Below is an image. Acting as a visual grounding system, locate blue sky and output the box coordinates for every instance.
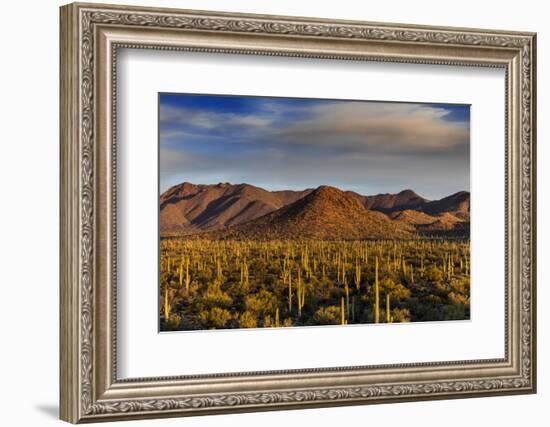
[159,93,470,200]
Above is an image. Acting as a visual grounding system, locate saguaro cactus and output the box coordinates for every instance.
[337,253,342,283]
[288,268,293,312]
[185,256,191,293]
[240,259,244,285]
[297,269,303,316]
[374,256,380,323]
[217,257,222,283]
[354,258,361,290]
[240,258,249,288]
[345,275,350,319]
[386,293,391,323]
[164,286,171,320]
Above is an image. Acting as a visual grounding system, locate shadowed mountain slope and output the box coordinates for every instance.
[208,186,414,240]
[160,182,312,233]
[420,191,470,219]
[358,189,428,212]
[160,182,469,239]
[389,209,439,225]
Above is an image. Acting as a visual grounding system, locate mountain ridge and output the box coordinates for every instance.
[160,182,469,239]
[211,185,414,240]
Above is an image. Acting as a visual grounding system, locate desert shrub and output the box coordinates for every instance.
[199,307,232,329]
[390,308,410,322]
[244,289,276,316]
[238,311,257,328]
[312,306,341,325]
[425,265,444,282]
[380,277,411,301]
[162,314,182,331]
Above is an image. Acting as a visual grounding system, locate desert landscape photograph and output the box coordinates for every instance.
[159,93,470,331]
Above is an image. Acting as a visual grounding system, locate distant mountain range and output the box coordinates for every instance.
[160,182,470,239]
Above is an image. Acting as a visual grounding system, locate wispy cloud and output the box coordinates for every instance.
[159,94,470,199]
[278,102,468,154]
[160,104,273,130]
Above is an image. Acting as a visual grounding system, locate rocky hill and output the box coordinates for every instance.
[210,186,414,240]
[160,182,470,239]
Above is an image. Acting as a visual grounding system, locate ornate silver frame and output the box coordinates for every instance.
[60,2,537,423]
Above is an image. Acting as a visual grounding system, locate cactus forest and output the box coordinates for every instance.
[160,238,470,331]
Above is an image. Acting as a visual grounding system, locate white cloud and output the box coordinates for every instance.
[278,102,468,153]
[160,104,272,129]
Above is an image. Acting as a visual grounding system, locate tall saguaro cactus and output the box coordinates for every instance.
[354,258,361,290]
[297,269,304,316]
[217,257,222,283]
[164,285,171,321]
[345,275,350,319]
[240,258,249,289]
[185,256,191,293]
[386,293,391,323]
[374,256,380,323]
[288,268,293,312]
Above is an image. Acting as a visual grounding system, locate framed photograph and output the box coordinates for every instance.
[60,2,537,423]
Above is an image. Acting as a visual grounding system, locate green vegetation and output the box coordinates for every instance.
[159,239,470,331]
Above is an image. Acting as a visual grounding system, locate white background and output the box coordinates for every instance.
[118,49,504,377]
[0,0,546,426]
